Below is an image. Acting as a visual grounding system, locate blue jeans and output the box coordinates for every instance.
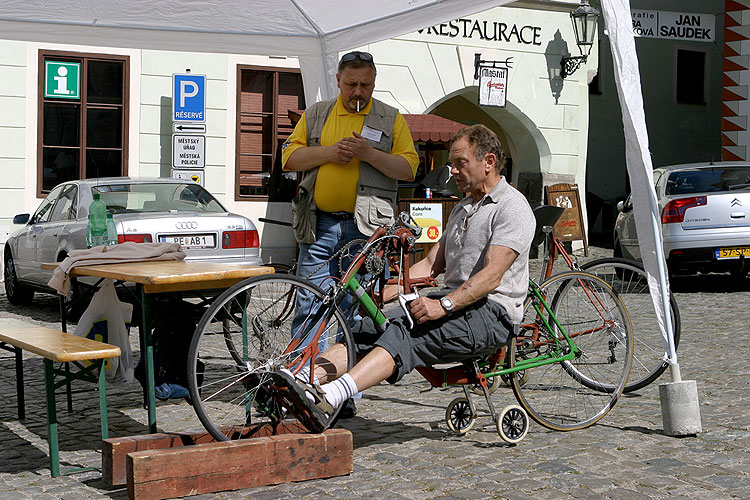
[292,213,367,347]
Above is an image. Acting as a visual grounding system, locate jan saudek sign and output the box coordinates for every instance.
[632,10,715,43]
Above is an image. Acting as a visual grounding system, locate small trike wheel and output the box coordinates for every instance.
[496,405,529,444]
[445,397,475,435]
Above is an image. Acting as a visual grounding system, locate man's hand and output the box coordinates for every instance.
[409,297,446,324]
[329,142,355,164]
[338,132,373,162]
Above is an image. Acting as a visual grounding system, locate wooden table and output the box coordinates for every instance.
[42,260,274,432]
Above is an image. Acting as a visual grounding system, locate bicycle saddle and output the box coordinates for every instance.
[531,205,565,247]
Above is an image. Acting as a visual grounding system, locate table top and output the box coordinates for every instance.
[0,318,121,362]
[42,260,275,293]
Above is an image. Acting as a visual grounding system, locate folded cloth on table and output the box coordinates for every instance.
[47,242,186,296]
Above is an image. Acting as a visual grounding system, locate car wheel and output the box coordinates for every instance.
[4,252,34,306]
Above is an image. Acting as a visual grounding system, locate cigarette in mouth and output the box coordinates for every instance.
[356,100,360,112]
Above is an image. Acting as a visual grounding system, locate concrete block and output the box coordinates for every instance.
[659,379,702,436]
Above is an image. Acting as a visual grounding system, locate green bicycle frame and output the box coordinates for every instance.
[464,280,580,379]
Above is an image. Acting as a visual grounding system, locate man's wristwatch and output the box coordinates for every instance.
[440,296,454,313]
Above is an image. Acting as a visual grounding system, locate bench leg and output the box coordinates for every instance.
[43,359,60,477]
[97,359,110,440]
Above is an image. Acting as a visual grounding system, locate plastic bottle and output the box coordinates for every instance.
[106,212,118,246]
[86,192,108,248]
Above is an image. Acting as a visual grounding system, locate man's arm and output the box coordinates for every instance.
[380,242,446,303]
[338,132,414,180]
[409,245,518,324]
[284,143,352,172]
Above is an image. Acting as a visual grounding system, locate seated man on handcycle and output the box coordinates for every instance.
[271,124,536,432]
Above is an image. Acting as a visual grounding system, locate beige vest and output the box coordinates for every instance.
[291,97,400,243]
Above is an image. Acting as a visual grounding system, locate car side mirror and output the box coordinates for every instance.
[13,213,30,225]
[616,201,625,213]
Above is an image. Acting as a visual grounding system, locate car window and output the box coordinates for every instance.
[665,167,750,195]
[31,185,63,224]
[49,185,78,222]
[94,182,225,214]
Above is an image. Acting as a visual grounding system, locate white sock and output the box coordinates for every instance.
[296,365,320,385]
[321,373,358,409]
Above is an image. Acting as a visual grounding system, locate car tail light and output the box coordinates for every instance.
[222,230,259,249]
[661,196,707,223]
[118,234,153,243]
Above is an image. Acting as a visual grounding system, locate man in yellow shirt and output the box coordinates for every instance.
[281,51,418,416]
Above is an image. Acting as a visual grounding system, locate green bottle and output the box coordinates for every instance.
[86,192,108,248]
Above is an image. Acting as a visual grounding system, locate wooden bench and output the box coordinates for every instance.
[0,318,121,477]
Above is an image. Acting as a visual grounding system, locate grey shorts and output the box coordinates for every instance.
[350,296,514,383]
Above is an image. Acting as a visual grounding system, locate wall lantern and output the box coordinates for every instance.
[561,0,600,78]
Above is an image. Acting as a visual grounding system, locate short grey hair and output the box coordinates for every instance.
[451,124,506,174]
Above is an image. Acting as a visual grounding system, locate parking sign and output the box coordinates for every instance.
[172,74,206,123]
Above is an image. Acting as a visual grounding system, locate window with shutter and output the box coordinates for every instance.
[236,65,305,201]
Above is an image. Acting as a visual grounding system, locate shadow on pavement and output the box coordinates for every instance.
[670,273,750,293]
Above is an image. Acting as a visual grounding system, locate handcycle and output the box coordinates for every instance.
[532,205,681,392]
[186,212,633,444]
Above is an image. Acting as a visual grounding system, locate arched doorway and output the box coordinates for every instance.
[425,87,551,208]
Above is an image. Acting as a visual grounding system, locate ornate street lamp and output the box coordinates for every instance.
[561,0,600,79]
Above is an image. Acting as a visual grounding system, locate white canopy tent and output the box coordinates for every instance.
[0,0,677,369]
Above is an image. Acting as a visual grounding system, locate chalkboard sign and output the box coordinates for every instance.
[544,183,588,256]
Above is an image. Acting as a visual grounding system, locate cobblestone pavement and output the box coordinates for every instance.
[1,247,749,499]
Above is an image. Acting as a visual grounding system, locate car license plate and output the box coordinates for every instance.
[715,246,750,260]
[160,233,216,249]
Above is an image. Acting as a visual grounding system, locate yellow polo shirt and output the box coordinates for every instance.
[281,95,418,213]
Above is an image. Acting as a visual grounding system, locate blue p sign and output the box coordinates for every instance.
[173,74,206,123]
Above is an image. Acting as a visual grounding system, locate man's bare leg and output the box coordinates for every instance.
[347,347,396,392]
[311,343,350,383]
[313,344,396,390]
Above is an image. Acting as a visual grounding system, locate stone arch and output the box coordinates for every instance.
[425,86,551,207]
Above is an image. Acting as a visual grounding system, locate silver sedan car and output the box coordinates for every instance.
[4,177,264,305]
[614,162,750,276]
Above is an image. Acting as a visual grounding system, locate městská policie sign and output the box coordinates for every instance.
[632,10,715,42]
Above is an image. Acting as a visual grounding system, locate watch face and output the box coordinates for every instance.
[441,297,453,312]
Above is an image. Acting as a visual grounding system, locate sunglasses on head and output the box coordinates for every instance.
[339,51,374,64]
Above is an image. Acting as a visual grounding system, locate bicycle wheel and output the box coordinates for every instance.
[510,271,633,431]
[187,274,355,441]
[580,258,680,392]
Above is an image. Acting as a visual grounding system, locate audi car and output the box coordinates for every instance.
[614,162,750,276]
[4,177,263,305]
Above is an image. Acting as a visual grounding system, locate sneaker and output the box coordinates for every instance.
[268,369,334,433]
[339,398,358,419]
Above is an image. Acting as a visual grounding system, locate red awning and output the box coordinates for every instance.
[288,110,463,144]
[402,114,463,144]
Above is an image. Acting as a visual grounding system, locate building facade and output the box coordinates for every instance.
[586,0,724,244]
[0,0,594,266]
